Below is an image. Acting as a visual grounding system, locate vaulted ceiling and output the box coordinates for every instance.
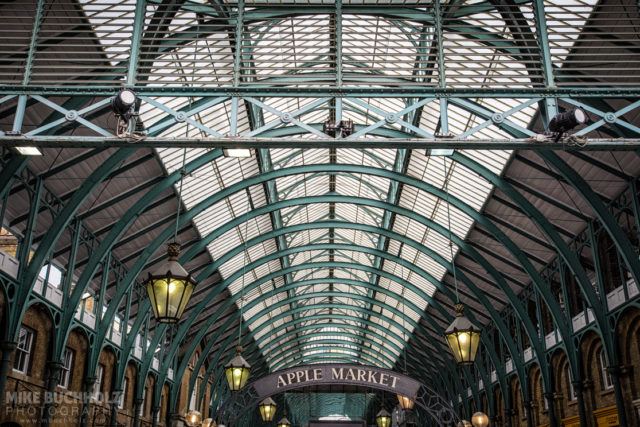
[1,0,639,412]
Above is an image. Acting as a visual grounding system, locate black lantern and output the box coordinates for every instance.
[376,408,391,427]
[258,397,277,422]
[144,242,197,323]
[277,416,291,427]
[444,303,481,366]
[224,345,251,391]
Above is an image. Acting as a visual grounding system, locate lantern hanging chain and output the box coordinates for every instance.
[174,147,188,243]
[401,251,407,373]
[238,196,250,346]
[442,156,459,304]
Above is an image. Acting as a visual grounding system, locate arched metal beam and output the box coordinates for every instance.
[9,148,133,345]
[65,159,532,406]
[63,149,223,378]
[89,160,572,407]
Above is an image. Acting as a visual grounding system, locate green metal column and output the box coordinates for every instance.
[0,341,16,412]
[572,379,589,427]
[12,0,45,134]
[80,375,97,427]
[133,397,144,427]
[41,361,64,427]
[126,0,147,86]
[532,0,558,119]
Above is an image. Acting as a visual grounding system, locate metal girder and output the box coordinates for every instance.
[2,135,640,150]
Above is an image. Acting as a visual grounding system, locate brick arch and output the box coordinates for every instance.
[65,326,89,393]
[528,363,544,425]
[140,373,156,421]
[614,306,640,423]
[550,348,573,421]
[18,303,54,379]
[494,385,505,425]
[509,375,523,426]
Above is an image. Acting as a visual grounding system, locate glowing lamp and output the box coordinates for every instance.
[397,393,415,410]
[444,304,481,366]
[144,243,197,323]
[185,410,201,427]
[258,397,277,422]
[224,345,251,391]
[376,408,391,427]
[472,412,489,427]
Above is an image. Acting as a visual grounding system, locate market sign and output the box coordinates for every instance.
[252,364,421,399]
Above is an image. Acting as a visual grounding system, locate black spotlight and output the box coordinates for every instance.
[111,89,137,122]
[549,107,588,134]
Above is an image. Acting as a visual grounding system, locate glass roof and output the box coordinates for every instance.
[75,0,600,369]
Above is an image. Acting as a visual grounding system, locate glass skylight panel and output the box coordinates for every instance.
[336,149,396,170]
[331,229,377,249]
[335,174,389,201]
[334,204,382,228]
[140,0,604,370]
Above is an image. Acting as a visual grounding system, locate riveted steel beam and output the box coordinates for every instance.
[2,135,640,150]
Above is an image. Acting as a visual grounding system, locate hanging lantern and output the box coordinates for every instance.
[396,371,415,410]
[376,408,391,427]
[201,419,214,427]
[144,242,197,323]
[457,421,472,427]
[258,397,277,422]
[397,393,415,410]
[185,410,201,427]
[224,345,251,391]
[471,412,489,427]
[444,303,481,365]
[277,416,291,427]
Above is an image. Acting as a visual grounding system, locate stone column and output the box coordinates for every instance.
[0,341,16,411]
